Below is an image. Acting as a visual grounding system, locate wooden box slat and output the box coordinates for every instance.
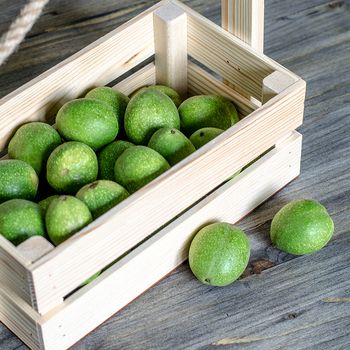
[0,236,33,305]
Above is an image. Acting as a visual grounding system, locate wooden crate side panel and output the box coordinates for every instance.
[0,287,41,350]
[187,62,257,117]
[0,236,33,306]
[0,62,156,157]
[30,79,305,314]
[154,3,188,96]
[39,132,302,350]
[186,5,270,100]
[0,7,157,151]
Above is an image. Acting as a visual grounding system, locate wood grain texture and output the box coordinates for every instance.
[154,2,188,96]
[262,70,298,104]
[0,0,349,349]
[221,0,265,52]
[0,236,33,308]
[0,288,41,350]
[0,5,157,151]
[113,62,156,95]
[29,77,304,315]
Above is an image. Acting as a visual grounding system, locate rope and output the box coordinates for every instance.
[0,0,49,66]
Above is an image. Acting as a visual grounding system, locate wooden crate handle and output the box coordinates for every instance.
[221,0,264,53]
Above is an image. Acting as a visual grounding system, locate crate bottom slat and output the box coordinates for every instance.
[1,131,300,350]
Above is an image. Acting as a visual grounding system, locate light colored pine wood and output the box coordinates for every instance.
[262,70,299,104]
[187,61,258,117]
[17,236,55,263]
[221,0,264,52]
[154,3,188,96]
[0,287,41,350]
[171,0,299,101]
[0,236,33,306]
[38,132,302,350]
[113,62,156,95]
[0,3,160,152]
[0,62,156,157]
[29,78,305,314]
[262,70,302,147]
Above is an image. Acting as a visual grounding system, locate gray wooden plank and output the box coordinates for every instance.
[0,0,349,349]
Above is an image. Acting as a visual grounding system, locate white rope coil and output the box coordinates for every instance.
[0,0,49,66]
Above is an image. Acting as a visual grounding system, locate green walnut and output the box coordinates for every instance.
[179,95,239,135]
[8,122,62,174]
[85,87,129,132]
[0,199,45,245]
[189,222,250,286]
[80,271,101,287]
[98,140,133,180]
[38,195,60,215]
[46,195,92,246]
[46,141,98,194]
[114,146,170,193]
[189,127,224,149]
[124,89,180,144]
[56,98,118,150]
[270,199,334,255]
[0,159,38,203]
[148,127,195,166]
[130,85,182,107]
[76,180,129,219]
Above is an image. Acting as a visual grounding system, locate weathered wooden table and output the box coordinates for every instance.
[0,0,349,349]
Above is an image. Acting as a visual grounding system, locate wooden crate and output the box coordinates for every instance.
[0,0,306,349]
